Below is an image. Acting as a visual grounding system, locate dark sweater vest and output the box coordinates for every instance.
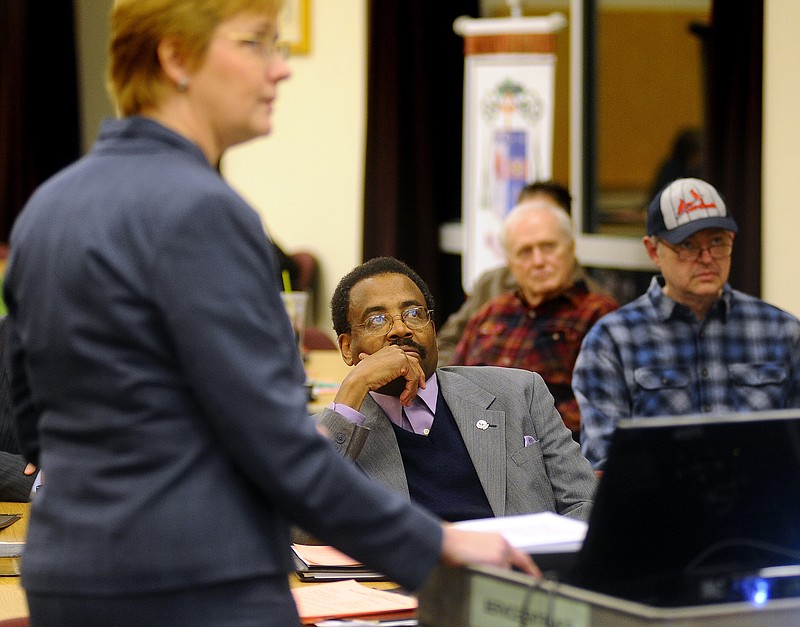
[391,390,494,522]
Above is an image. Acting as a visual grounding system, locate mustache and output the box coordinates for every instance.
[390,338,427,359]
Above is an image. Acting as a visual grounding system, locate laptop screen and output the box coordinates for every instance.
[569,409,800,606]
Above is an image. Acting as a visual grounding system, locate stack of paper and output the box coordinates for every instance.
[453,511,588,553]
[291,544,386,582]
[0,541,23,576]
[0,541,24,558]
[292,579,416,625]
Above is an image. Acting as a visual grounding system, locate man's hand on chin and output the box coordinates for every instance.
[335,345,426,409]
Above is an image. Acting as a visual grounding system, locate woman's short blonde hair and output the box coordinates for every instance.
[108,0,282,116]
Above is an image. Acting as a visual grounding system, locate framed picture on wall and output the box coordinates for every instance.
[279,0,311,55]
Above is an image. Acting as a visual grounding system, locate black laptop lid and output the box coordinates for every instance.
[569,410,800,606]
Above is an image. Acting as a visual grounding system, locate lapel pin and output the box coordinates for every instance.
[476,420,496,430]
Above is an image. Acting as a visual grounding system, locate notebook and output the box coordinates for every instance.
[567,409,800,607]
[291,544,386,582]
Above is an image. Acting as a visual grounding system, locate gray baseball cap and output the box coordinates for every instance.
[646,178,738,244]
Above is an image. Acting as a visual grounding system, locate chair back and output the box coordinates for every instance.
[304,327,337,351]
[290,251,320,322]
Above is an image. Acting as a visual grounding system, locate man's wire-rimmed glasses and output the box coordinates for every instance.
[351,306,433,336]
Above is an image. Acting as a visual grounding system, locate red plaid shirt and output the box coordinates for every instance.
[452,282,618,432]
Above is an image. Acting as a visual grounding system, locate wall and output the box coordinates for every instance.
[762,0,800,317]
[74,0,114,151]
[223,0,367,331]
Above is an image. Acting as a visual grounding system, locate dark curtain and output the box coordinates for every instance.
[363,1,478,323]
[0,1,81,245]
[706,0,763,296]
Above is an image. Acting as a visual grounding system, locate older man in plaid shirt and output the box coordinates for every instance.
[452,198,618,439]
[574,178,800,470]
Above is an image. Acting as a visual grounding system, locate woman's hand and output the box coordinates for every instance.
[439,526,540,577]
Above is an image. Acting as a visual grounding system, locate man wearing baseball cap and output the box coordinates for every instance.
[573,178,800,470]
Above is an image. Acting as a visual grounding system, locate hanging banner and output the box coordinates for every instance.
[454,14,566,292]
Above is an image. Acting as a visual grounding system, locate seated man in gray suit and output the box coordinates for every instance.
[316,257,596,523]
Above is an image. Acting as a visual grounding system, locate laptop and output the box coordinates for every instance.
[566,409,800,607]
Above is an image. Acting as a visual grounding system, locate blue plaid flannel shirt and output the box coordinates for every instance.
[574,276,800,469]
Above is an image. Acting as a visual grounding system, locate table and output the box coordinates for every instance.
[304,349,350,414]
[0,501,29,621]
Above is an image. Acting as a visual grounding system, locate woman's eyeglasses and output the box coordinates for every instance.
[227,32,290,61]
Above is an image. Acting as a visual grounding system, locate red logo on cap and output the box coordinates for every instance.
[677,188,716,215]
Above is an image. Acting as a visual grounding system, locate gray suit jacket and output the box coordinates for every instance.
[318,366,596,521]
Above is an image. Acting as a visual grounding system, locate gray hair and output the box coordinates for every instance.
[500,200,574,253]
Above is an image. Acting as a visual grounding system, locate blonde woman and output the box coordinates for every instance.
[5,1,535,625]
